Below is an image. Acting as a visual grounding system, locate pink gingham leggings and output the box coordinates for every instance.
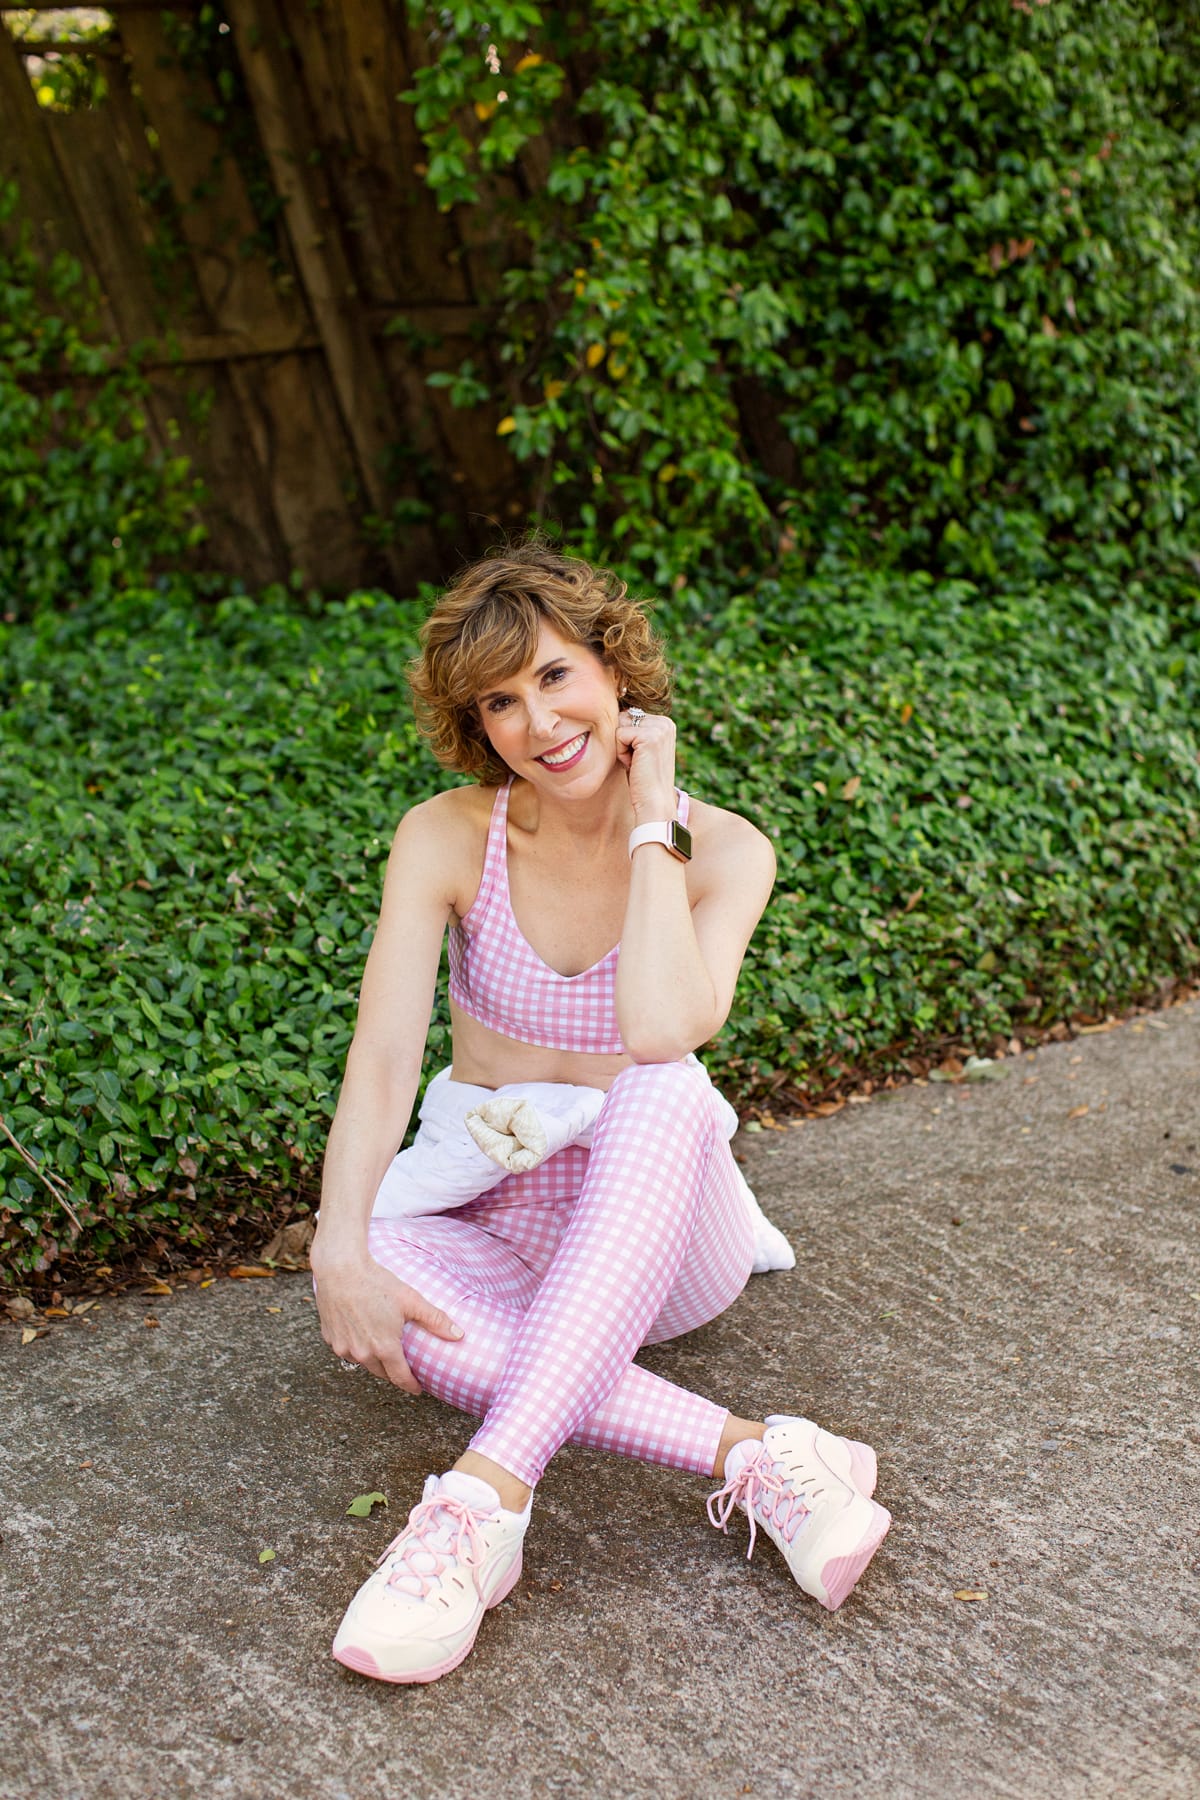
[367,1061,755,1488]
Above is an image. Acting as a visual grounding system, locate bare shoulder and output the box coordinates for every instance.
[392,782,495,843]
[387,783,500,918]
[688,796,777,888]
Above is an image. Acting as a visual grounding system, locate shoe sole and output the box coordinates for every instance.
[332,1551,523,1684]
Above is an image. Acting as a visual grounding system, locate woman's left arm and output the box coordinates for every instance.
[613,711,777,1062]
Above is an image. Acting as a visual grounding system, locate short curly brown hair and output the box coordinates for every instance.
[408,540,672,783]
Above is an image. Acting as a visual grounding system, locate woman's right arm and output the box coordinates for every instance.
[310,797,470,1391]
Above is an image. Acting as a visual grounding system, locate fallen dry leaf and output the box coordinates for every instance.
[259,1218,315,1270]
[811,1100,845,1117]
[841,774,862,801]
[1076,1020,1116,1035]
[43,1306,71,1319]
[144,1316,160,1329]
[6,1296,36,1322]
[954,1588,989,1602]
[1067,1104,1090,1119]
[142,1280,172,1298]
[21,1327,38,1346]
[73,1299,98,1315]
[228,1265,274,1280]
[266,1306,282,1315]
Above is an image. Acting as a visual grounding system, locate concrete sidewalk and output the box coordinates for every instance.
[3,1005,1198,1800]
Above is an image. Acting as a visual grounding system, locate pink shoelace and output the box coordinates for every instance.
[376,1494,489,1600]
[707,1449,814,1559]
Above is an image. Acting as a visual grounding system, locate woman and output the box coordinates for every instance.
[311,542,890,1684]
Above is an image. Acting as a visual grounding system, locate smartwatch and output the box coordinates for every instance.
[628,819,693,863]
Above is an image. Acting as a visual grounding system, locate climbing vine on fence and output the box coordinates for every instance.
[404,0,1200,602]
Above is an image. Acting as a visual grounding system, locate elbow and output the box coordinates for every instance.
[620,1009,725,1066]
[623,1034,694,1066]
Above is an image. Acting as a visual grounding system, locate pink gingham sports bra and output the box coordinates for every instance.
[448,777,691,1054]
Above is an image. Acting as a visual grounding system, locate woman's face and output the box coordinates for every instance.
[475,620,624,794]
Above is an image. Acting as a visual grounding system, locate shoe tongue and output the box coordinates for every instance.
[437,1470,501,1513]
[723,1437,765,1482]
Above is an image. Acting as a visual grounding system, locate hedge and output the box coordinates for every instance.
[2,573,1198,1279]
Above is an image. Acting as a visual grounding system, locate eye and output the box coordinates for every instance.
[484,694,513,715]
[543,665,568,685]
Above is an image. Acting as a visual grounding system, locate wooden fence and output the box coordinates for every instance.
[0,1,530,591]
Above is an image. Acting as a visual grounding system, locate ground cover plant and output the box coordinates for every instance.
[2,573,1198,1280]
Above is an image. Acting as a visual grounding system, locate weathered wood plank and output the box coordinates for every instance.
[118,10,304,340]
[0,20,107,296]
[48,106,161,340]
[285,0,468,306]
[117,6,372,585]
[225,0,436,590]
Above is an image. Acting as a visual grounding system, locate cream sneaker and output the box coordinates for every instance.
[332,1471,529,1683]
[707,1415,890,1610]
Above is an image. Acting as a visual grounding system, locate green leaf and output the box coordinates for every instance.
[346,1492,388,1518]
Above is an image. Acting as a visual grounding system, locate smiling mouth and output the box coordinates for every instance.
[536,731,590,770]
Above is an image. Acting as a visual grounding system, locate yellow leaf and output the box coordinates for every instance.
[842,775,862,800]
[474,100,496,121]
[657,464,678,484]
[199,1278,214,1288]
[542,379,565,401]
[37,85,55,106]
[584,343,606,369]
[496,416,517,435]
[899,702,913,724]
[513,52,544,72]
[21,1328,38,1346]
[1067,1104,1089,1119]
[812,780,827,796]
[954,1589,989,1602]
[574,281,586,298]
[258,1548,276,1564]
[228,1264,274,1279]
[608,358,628,380]
[609,330,630,346]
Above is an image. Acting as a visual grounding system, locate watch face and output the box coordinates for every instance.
[670,821,693,861]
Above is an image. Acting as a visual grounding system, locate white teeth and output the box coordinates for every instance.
[539,733,587,767]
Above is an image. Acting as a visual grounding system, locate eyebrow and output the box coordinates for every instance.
[477,655,568,701]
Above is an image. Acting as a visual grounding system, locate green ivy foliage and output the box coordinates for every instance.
[403,0,1200,596]
[0,185,205,617]
[2,574,1198,1277]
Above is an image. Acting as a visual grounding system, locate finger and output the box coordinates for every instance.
[408,1301,465,1343]
[381,1352,422,1396]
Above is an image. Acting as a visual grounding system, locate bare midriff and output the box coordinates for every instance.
[448,997,634,1092]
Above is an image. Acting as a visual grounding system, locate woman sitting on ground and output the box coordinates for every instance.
[311,541,890,1683]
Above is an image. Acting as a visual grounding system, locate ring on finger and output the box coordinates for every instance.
[338,1357,360,1373]
[627,706,646,727]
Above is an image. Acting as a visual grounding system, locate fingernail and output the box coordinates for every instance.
[450,1324,464,1339]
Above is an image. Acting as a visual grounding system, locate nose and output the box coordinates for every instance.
[527,693,559,739]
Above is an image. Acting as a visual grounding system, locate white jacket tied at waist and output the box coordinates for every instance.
[371,1059,795,1276]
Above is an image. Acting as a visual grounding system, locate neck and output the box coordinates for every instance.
[512,765,641,850]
